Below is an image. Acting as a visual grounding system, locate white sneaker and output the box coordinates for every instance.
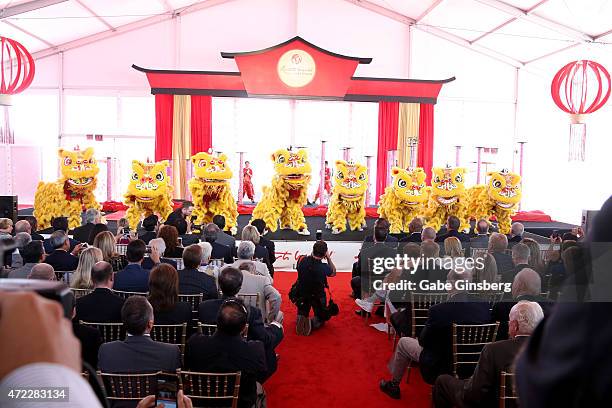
[355,298,374,313]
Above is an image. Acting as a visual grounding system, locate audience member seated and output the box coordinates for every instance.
[185,301,267,408]
[435,216,470,243]
[158,224,184,259]
[250,218,275,275]
[473,252,499,284]
[87,223,109,246]
[508,222,524,245]
[113,240,150,293]
[69,295,103,369]
[8,240,44,279]
[295,240,337,336]
[363,218,399,246]
[27,263,56,280]
[93,230,128,272]
[11,232,32,268]
[379,268,491,399]
[70,208,101,244]
[98,296,181,373]
[141,238,177,270]
[399,217,424,243]
[443,237,465,263]
[197,241,220,278]
[165,200,194,227]
[212,214,236,246]
[199,267,283,381]
[470,219,490,249]
[522,237,546,275]
[138,214,159,244]
[202,223,233,264]
[44,231,83,271]
[242,225,273,275]
[488,232,514,277]
[177,244,218,299]
[43,217,79,253]
[504,242,531,284]
[421,226,437,243]
[493,268,551,340]
[24,215,44,241]
[227,241,271,281]
[76,261,124,322]
[115,217,132,244]
[0,217,13,239]
[70,246,103,289]
[171,218,198,246]
[433,301,544,408]
[148,263,192,326]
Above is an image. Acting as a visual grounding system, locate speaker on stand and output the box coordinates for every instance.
[0,196,18,225]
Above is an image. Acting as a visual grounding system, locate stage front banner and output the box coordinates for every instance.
[272,240,361,272]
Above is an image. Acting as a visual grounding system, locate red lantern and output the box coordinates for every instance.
[551,60,611,161]
[0,36,35,105]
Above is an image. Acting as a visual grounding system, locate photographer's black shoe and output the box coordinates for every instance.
[379,379,401,399]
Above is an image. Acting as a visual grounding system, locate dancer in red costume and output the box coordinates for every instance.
[243,160,255,202]
[314,160,333,203]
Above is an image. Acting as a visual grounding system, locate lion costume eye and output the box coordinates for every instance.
[358,173,366,181]
[492,179,502,188]
[337,171,344,179]
[198,160,206,168]
[277,156,285,164]
[155,173,164,182]
[398,179,407,188]
[455,174,463,183]
[434,176,440,183]
[131,172,139,181]
[64,157,72,166]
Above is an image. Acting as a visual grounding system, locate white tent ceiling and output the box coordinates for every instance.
[1,0,611,66]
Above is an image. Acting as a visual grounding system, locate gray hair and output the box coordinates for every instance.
[203,223,219,242]
[198,241,212,262]
[14,220,31,234]
[511,222,524,237]
[28,263,56,280]
[512,243,531,263]
[85,208,101,224]
[148,238,166,254]
[509,300,543,335]
[237,240,255,260]
[421,226,437,241]
[488,232,508,253]
[49,230,68,250]
[512,267,541,297]
[15,232,32,248]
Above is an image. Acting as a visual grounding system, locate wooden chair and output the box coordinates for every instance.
[150,323,187,353]
[55,271,73,284]
[71,288,93,299]
[452,323,499,379]
[410,292,448,338]
[236,293,260,309]
[115,244,128,255]
[210,258,225,267]
[500,371,518,407]
[80,321,125,343]
[470,247,489,259]
[198,323,248,339]
[179,293,204,329]
[97,371,158,402]
[113,290,148,300]
[178,369,241,408]
[167,258,184,270]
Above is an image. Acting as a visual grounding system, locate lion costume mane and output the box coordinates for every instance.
[34,148,100,230]
[124,160,173,230]
[467,169,522,234]
[426,166,470,232]
[377,167,429,234]
[325,160,368,233]
[188,152,238,233]
[251,148,311,234]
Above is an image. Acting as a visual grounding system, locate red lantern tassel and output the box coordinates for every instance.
[569,122,586,161]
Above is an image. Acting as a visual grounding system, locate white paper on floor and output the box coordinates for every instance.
[370,322,388,332]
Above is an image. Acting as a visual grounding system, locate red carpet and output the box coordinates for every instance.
[265,272,431,407]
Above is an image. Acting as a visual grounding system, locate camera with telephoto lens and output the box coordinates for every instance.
[0,279,73,318]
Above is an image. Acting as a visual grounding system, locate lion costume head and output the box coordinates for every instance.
[271,148,311,187]
[127,160,171,202]
[334,160,368,201]
[487,169,521,210]
[390,167,428,205]
[191,152,232,185]
[60,148,99,191]
[430,166,467,205]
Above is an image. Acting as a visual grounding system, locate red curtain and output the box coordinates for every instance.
[376,101,399,198]
[190,95,212,154]
[155,94,174,161]
[418,103,434,184]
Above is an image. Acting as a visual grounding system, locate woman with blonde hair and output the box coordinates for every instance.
[444,237,464,259]
[474,252,499,284]
[93,231,127,271]
[242,224,272,274]
[522,237,545,275]
[71,247,103,289]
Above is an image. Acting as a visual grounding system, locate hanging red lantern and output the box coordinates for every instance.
[551,60,611,161]
[0,36,35,106]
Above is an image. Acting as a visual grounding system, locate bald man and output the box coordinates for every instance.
[28,263,56,281]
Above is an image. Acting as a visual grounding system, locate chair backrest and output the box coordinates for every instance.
[178,293,203,311]
[115,244,128,255]
[113,290,148,300]
[468,292,505,308]
[410,292,448,338]
[150,323,187,353]
[452,323,500,378]
[168,258,184,270]
[178,370,241,408]
[80,321,126,343]
[210,258,224,267]
[198,323,249,339]
[470,247,489,259]
[55,270,73,284]
[97,371,158,401]
[236,293,259,309]
[500,371,518,408]
[71,288,93,299]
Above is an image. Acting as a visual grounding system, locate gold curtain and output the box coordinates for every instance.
[172,95,191,199]
[397,103,420,168]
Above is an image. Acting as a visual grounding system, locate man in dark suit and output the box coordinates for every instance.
[113,240,150,292]
[199,267,283,381]
[24,216,45,241]
[173,217,200,246]
[435,216,470,243]
[69,295,103,368]
[363,218,399,247]
[502,242,530,284]
[186,301,267,408]
[138,214,158,244]
[203,223,233,264]
[399,217,423,243]
[489,232,514,277]
[433,301,544,408]
[380,269,491,399]
[98,296,181,373]
[69,208,101,244]
[470,219,490,248]
[44,231,83,271]
[178,244,218,299]
[76,261,125,322]
[165,200,194,227]
[141,238,177,270]
[43,217,79,252]
[493,268,551,340]
[507,222,524,245]
[212,214,236,249]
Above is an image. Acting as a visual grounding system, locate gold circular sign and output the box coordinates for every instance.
[277,49,316,88]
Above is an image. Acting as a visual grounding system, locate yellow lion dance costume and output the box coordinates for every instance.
[467,169,522,235]
[124,160,173,230]
[426,166,470,232]
[188,152,238,233]
[251,148,311,234]
[377,167,429,234]
[34,148,100,230]
[325,160,368,234]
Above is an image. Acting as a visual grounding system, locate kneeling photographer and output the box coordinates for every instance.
[292,240,337,336]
